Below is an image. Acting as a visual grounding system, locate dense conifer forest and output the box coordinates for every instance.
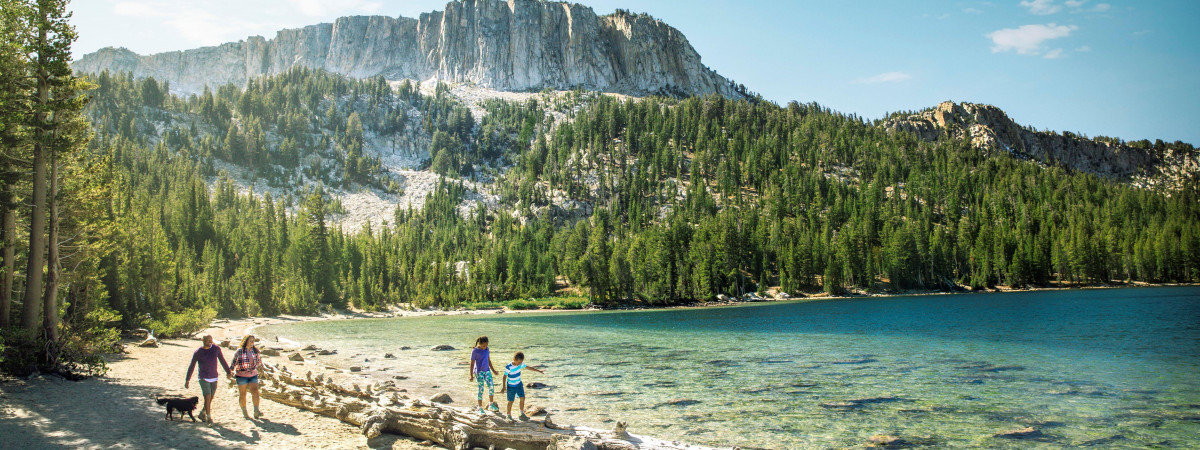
[1,0,1197,376]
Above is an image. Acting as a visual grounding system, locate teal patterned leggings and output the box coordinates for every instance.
[476,371,494,401]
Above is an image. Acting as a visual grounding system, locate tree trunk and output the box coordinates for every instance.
[0,173,14,328]
[257,364,706,450]
[20,24,48,331]
[43,141,58,342]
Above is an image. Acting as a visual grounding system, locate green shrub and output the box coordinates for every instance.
[146,307,216,339]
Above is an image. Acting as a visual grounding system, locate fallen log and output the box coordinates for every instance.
[258,363,715,450]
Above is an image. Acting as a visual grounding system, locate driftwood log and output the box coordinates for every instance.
[258,363,715,450]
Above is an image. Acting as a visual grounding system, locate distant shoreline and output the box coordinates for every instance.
[235,282,1200,334]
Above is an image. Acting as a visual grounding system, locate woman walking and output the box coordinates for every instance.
[230,334,265,419]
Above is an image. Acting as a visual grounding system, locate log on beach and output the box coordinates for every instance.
[258,363,712,450]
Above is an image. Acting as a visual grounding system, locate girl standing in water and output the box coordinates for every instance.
[469,336,500,414]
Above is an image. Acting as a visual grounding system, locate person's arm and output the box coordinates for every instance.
[489,358,498,375]
[528,364,545,374]
[217,348,231,376]
[468,353,474,381]
[184,352,198,387]
[500,372,507,392]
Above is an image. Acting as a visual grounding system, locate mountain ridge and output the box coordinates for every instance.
[72,0,746,99]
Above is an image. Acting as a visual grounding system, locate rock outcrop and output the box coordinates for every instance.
[882,101,1200,189]
[73,0,745,99]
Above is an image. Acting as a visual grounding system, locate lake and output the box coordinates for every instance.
[259,286,1200,448]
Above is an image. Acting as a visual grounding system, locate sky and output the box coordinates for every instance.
[69,0,1200,144]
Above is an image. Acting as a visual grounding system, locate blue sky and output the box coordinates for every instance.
[70,0,1200,144]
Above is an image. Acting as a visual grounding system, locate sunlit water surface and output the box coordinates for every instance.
[260,287,1200,448]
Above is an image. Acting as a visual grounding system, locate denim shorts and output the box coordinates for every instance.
[236,375,259,385]
[506,383,525,402]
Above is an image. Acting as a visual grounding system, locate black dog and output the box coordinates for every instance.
[155,396,199,422]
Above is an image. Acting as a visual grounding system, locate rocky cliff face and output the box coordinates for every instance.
[73,0,743,98]
[882,101,1199,189]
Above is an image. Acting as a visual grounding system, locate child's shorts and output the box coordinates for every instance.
[506,383,525,402]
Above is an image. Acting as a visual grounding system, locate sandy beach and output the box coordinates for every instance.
[0,313,440,449]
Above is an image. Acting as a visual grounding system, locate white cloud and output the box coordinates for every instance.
[286,0,383,17]
[1064,0,1086,7]
[1043,48,1064,59]
[1092,3,1111,12]
[854,71,913,84]
[111,1,276,47]
[987,23,1077,55]
[1020,0,1061,15]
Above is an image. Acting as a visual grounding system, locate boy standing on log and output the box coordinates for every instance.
[500,351,545,420]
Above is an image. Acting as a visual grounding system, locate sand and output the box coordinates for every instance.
[0,315,437,449]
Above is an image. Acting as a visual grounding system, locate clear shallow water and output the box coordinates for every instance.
[260,287,1200,448]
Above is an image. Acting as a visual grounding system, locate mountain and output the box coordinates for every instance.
[72,0,746,99]
[882,101,1199,189]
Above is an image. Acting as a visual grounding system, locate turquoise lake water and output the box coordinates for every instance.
[259,287,1200,448]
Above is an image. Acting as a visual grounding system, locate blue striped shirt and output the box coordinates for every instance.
[504,363,526,386]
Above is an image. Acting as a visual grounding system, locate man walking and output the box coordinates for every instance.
[185,335,232,425]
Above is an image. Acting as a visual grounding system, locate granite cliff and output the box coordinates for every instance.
[72,0,745,98]
[882,101,1199,190]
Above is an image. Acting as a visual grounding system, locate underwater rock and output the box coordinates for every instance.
[867,434,905,447]
[430,345,456,351]
[831,358,877,364]
[821,396,905,409]
[384,353,395,359]
[400,346,412,350]
[656,398,701,407]
[526,382,550,389]
[994,426,1042,439]
[586,391,624,396]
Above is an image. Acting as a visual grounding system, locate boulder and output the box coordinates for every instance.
[526,382,549,389]
[138,338,160,348]
[288,353,304,361]
[525,405,547,416]
[349,366,362,372]
[400,346,412,350]
[656,398,700,407]
[994,426,1042,439]
[868,435,905,447]
[430,345,455,351]
[429,393,453,404]
[302,344,318,351]
[261,348,281,357]
[384,353,396,359]
[318,349,336,355]
[547,435,597,450]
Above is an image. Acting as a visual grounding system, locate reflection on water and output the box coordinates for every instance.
[260,287,1200,448]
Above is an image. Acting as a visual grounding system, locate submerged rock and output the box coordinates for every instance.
[317,349,336,355]
[994,426,1042,439]
[400,346,412,350]
[656,398,701,407]
[831,358,877,364]
[526,382,550,389]
[384,353,396,359]
[867,435,905,447]
[821,396,905,409]
[430,345,455,351]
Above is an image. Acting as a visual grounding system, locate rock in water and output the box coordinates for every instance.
[261,348,281,356]
[288,353,304,361]
[994,426,1042,439]
[71,1,746,100]
[384,353,396,359]
[429,393,453,404]
[868,435,905,447]
[430,345,455,351]
[526,382,549,389]
[318,349,336,355]
[547,435,597,450]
